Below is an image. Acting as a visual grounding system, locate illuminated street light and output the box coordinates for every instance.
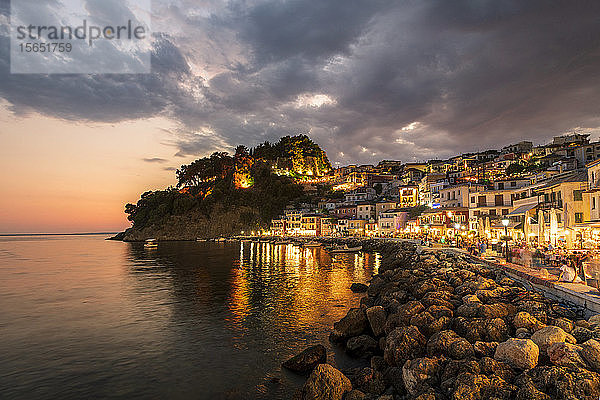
[501,218,510,262]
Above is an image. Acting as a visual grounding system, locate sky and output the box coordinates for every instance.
[1,0,600,233]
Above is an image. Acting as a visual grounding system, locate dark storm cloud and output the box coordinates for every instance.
[1,0,600,164]
[236,0,392,64]
[142,157,168,163]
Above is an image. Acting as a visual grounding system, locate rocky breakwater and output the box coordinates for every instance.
[288,241,600,400]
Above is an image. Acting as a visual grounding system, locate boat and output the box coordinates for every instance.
[329,244,362,253]
[303,241,322,248]
[196,238,208,242]
[144,239,158,248]
[215,237,227,242]
[274,240,291,245]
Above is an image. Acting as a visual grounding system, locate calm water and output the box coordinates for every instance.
[0,235,378,399]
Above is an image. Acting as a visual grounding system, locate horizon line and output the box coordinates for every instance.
[0,232,120,236]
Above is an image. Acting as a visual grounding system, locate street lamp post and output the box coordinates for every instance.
[454,223,461,247]
[502,218,510,262]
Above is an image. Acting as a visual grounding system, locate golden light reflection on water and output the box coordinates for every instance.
[227,242,378,334]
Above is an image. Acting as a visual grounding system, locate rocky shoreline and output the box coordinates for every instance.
[285,239,600,400]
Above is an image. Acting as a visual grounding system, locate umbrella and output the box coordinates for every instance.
[524,213,531,243]
[550,208,558,246]
[478,217,485,237]
[538,209,545,244]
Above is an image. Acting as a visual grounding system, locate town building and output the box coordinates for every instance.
[375,200,397,218]
[356,202,376,220]
[378,209,409,236]
[398,185,419,208]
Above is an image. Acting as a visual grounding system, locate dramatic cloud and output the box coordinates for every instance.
[142,157,168,163]
[1,0,600,164]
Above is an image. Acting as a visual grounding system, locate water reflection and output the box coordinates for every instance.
[0,237,378,400]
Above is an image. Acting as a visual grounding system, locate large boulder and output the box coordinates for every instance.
[350,283,368,293]
[450,373,516,400]
[427,330,474,360]
[514,311,546,332]
[343,390,365,400]
[547,342,586,368]
[526,365,600,400]
[571,326,596,343]
[346,367,386,395]
[299,364,352,400]
[366,306,387,337]
[410,312,437,337]
[453,317,509,343]
[331,308,368,341]
[384,326,426,366]
[427,305,453,319]
[531,326,576,353]
[396,301,425,325]
[580,339,600,372]
[494,338,539,369]
[474,341,499,358]
[401,357,441,395]
[346,335,378,358]
[551,317,574,333]
[282,345,327,373]
[478,302,517,319]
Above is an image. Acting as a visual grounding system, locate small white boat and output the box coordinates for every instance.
[330,245,362,253]
[144,239,158,248]
[303,241,322,248]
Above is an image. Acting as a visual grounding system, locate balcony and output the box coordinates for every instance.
[538,200,563,210]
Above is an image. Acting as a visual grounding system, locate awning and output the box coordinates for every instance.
[492,221,520,229]
[507,203,538,216]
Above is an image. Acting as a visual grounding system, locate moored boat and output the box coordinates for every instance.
[144,239,158,248]
[303,241,322,248]
[329,244,362,253]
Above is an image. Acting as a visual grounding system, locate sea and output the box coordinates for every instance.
[0,235,379,399]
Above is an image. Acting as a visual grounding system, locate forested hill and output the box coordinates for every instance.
[116,135,332,241]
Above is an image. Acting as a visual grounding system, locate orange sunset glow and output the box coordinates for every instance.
[0,109,196,233]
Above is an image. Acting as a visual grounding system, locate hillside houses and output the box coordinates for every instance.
[267,133,600,247]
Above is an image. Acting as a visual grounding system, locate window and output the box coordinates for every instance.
[495,194,504,206]
[471,197,475,203]
[502,209,509,215]
[511,181,516,187]
[490,209,497,216]
[478,196,486,206]
[575,213,583,223]
[573,190,583,201]
[593,197,597,210]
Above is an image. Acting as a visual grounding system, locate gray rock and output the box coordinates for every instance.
[350,283,369,293]
[300,364,352,400]
[346,335,378,358]
[531,326,576,353]
[332,308,368,342]
[283,345,327,373]
[366,306,387,337]
[494,338,539,369]
[384,326,426,366]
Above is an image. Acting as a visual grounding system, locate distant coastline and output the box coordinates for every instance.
[0,232,119,237]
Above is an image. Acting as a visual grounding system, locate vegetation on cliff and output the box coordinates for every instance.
[121,135,331,240]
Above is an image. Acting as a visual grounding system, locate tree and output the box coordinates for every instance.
[506,162,525,175]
